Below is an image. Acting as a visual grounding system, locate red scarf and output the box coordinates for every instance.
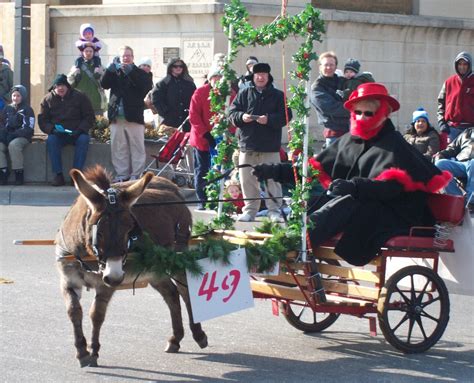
[350,100,390,140]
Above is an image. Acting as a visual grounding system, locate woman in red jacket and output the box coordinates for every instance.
[189,68,223,210]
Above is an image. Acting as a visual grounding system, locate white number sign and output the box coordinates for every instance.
[186,248,254,322]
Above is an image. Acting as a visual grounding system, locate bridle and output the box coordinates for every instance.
[89,187,141,270]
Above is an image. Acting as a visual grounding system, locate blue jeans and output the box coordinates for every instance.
[435,158,473,204]
[448,126,466,143]
[46,133,90,174]
[193,148,211,203]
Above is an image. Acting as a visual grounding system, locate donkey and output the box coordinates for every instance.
[55,166,207,367]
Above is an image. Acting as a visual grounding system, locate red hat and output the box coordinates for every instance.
[344,82,400,112]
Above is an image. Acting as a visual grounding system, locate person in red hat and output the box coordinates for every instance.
[252,82,452,266]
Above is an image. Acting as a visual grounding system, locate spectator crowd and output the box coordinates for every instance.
[0,29,472,215]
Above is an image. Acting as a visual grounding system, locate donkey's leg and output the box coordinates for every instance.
[150,278,184,353]
[175,274,208,349]
[88,285,116,367]
[61,280,91,367]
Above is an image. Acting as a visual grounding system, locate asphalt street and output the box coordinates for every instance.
[1,204,474,383]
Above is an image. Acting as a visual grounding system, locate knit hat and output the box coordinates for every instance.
[11,85,27,100]
[344,58,360,74]
[208,66,223,80]
[246,56,258,66]
[49,74,71,91]
[412,107,429,124]
[252,63,271,74]
[137,57,152,67]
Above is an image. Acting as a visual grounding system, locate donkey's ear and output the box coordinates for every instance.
[70,169,104,211]
[121,172,154,207]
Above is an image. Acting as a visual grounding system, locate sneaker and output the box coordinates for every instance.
[129,175,139,181]
[267,211,283,223]
[236,213,254,222]
[195,204,206,211]
[51,173,65,187]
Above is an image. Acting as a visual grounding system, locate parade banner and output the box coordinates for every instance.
[186,248,254,322]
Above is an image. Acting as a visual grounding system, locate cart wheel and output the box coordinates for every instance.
[281,301,340,333]
[172,175,187,187]
[187,177,195,188]
[377,265,449,353]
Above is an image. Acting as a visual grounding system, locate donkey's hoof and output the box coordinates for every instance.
[197,334,208,349]
[165,341,180,353]
[79,354,99,368]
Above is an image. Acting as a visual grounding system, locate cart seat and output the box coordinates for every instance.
[321,194,465,253]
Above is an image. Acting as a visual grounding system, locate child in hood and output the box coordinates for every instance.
[75,23,102,69]
[338,58,375,101]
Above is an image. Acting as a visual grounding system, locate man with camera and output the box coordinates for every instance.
[100,45,153,182]
[228,63,292,222]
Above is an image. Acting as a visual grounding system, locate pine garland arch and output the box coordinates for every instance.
[206,0,326,236]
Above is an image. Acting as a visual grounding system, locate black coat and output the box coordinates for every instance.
[101,65,152,124]
[38,89,94,135]
[151,76,196,131]
[229,82,292,152]
[0,102,35,144]
[310,119,451,265]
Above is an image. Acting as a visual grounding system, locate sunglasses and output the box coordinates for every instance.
[172,64,184,68]
[354,110,375,117]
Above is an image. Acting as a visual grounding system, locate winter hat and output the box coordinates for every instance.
[11,85,27,100]
[137,57,152,67]
[246,56,259,66]
[80,23,95,38]
[344,58,360,74]
[412,107,429,124]
[49,74,71,91]
[252,63,271,74]
[208,66,223,80]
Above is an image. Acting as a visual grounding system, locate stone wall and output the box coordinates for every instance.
[1,1,473,140]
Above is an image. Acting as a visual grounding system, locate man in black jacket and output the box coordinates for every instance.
[101,46,153,182]
[38,74,94,186]
[228,63,292,222]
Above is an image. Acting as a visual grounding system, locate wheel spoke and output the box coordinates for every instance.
[312,312,317,325]
[395,286,412,305]
[407,317,415,343]
[296,306,306,320]
[417,279,430,304]
[410,274,417,303]
[421,296,440,308]
[391,313,410,333]
[415,316,428,341]
[420,310,440,323]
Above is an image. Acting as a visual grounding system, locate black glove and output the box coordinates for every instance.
[252,164,278,182]
[328,179,357,198]
[439,122,450,134]
[204,132,216,150]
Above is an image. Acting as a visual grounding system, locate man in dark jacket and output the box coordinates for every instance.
[0,85,35,185]
[437,51,474,143]
[253,83,451,265]
[38,74,94,186]
[228,63,292,222]
[151,57,196,133]
[310,51,350,147]
[435,127,473,209]
[101,45,153,182]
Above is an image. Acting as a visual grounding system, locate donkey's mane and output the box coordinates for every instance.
[82,165,112,191]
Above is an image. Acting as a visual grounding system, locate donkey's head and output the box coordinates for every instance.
[70,167,154,287]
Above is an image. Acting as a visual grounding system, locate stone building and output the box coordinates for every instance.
[0,0,473,137]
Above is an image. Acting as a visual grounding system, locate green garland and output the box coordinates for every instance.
[206,0,325,234]
[129,228,300,279]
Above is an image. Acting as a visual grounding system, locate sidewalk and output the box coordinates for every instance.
[0,184,196,206]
